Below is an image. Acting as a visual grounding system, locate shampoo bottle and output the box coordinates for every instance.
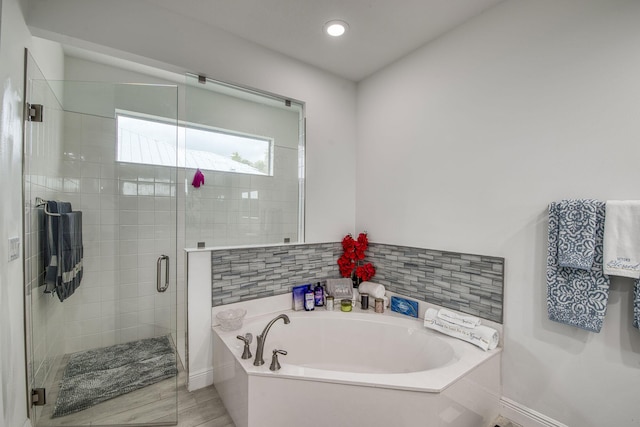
[304,285,315,311]
[314,282,324,307]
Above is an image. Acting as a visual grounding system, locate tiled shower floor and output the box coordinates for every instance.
[36,355,234,427]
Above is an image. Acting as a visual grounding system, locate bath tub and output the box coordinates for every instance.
[212,305,501,427]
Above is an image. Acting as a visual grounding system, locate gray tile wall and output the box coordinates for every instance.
[365,243,504,323]
[211,242,342,306]
[211,242,504,323]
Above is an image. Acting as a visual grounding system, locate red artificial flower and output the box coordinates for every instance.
[356,232,368,251]
[337,231,375,281]
[338,254,355,278]
[342,234,355,251]
[356,263,376,282]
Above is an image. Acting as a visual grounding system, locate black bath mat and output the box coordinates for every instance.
[52,335,177,418]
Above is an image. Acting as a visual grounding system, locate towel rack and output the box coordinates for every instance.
[35,197,61,217]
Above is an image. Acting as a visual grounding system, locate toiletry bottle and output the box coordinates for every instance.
[304,285,315,311]
[326,295,334,311]
[314,282,324,307]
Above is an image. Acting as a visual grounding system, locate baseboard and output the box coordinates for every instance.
[187,368,214,392]
[500,398,568,427]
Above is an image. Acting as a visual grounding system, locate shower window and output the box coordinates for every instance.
[117,113,273,176]
[183,75,305,248]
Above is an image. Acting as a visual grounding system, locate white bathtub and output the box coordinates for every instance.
[212,304,501,427]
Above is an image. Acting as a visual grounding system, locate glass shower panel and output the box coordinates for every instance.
[183,75,305,248]
[25,65,179,425]
[24,52,67,427]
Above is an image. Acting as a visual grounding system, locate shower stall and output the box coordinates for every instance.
[23,51,180,426]
[23,47,305,426]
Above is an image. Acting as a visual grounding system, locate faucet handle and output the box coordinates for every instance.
[236,333,252,344]
[236,333,253,359]
[270,349,287,371]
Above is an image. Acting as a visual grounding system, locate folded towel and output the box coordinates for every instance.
[326,278,353,299]
[557,199,598,270]
[634,280,639,330]
[547,201,610,332]
[358,281,386,299]
[603,201,640,279]
[424,308,498,351]
[437,308,481,328]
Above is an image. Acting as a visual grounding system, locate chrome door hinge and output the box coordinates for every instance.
[26,103,43,122]
[31,388,46,406]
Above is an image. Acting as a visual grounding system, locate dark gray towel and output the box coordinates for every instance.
[44,201,83,301]
[57,211,83,301]
[44,201,72,293]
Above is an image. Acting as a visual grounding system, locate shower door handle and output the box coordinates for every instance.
[157,255,169,293]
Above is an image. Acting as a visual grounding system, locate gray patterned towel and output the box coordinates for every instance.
[547,201,610,332]
[634,281,640,330]
[557,199,598,270]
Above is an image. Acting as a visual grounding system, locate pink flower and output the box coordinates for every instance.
[192,169,205,188]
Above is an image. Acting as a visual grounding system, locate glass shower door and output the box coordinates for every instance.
[24,51,180,426]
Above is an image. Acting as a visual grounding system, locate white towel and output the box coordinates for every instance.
[603,201,640,278]
[358,281,386,299]
[437,308,481,328]
[424,308,498,351]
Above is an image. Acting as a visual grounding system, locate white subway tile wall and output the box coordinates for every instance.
[24,110,180,356]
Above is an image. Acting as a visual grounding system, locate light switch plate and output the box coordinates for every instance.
[9,237,20,261]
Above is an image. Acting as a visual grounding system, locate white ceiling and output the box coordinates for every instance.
[150,0,504,82]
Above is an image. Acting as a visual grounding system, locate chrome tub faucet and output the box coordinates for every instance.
[254,314,290,366]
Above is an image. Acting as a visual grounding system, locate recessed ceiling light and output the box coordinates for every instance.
[324,20,349,37]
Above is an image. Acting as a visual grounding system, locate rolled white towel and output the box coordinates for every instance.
[424,308,499,351]
[358,281,386,299]
[437,308,481,328]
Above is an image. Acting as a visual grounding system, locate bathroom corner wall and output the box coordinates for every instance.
[356,1,640,425]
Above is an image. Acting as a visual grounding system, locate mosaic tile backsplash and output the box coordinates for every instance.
[365,243,504,323]
[211,242,342,306]
[211,241,504,323]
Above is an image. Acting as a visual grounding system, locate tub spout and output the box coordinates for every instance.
[254,314,290,366]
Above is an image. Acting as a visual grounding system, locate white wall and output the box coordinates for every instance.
[357,1,640,426]
[26,0,358,243]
